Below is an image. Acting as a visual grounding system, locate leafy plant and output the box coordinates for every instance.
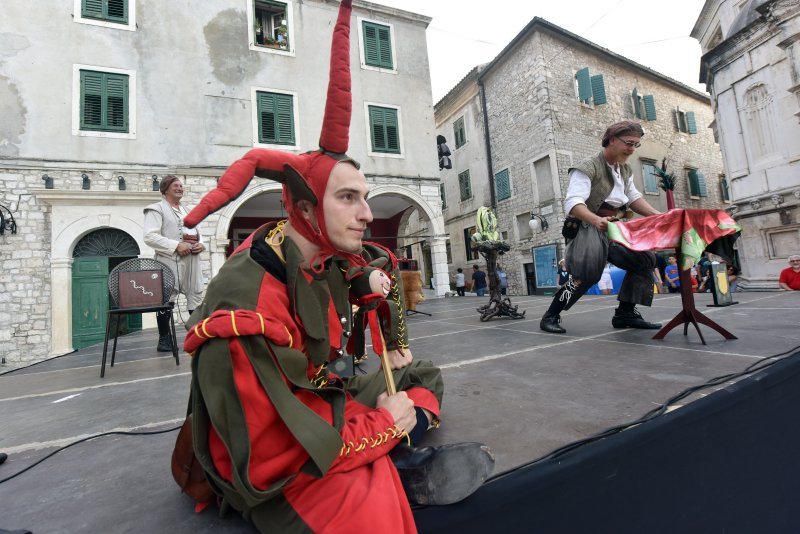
[656,158,675,191]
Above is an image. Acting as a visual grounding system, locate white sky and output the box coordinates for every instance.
[375,0,708,102]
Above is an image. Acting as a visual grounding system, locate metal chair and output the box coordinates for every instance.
[101,258,179,377]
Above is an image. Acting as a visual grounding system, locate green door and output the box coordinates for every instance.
[72,256,109,349]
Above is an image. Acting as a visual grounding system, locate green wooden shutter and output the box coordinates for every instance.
[105,74,128,130]
[440,183,446,210]
[643,95,657,121]
[363,21,393,69]
[369,106,400,153]
[258,92,295,145]
[454,117,466,148]
[576,67,591,103]
[459,170,471,201]
[106,0,127,23]
[495,169,511,201]
[642,163,659,194]
[83,0,104,18]
[81,71,104,130]
[590,74,606,105]
[686,111,697,134]
[720,177,730,202]
[696,171,707,197]
[275,93,295,144]
[632,88,642,118]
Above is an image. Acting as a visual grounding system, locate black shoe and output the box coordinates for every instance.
[540,313,566,334]
[392,442,495,506]
[156,334,173,352]
[612,308,661,329]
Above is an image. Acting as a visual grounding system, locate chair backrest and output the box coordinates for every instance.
[109,258,175,309]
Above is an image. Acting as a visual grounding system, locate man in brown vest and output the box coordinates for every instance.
[540,121,662,334]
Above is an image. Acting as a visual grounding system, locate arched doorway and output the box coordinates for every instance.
[72,229,140,349]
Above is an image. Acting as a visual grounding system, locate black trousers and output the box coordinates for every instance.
[555,227,656,312]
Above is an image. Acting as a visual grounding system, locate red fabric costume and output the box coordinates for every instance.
[180,1,444,531]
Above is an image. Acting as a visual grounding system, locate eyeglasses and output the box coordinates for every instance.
[616,137,641,148]
[790,260,800,264]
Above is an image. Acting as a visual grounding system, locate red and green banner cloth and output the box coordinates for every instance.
[607,209,741,270]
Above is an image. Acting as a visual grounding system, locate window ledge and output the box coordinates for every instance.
[74,129,136,140]
[367,150,404,159]
[249,43,295,57]
[360,64,397,75]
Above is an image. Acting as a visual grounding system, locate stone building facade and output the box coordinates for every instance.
[692,0,800,289]
[0,0,446,368]
[434,18,727,296]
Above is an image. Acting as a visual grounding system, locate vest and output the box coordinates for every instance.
[570,151,633,214]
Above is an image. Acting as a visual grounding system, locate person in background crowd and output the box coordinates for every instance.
[557,259,570,289]
[727,264,739,293]
[471,264,488,297]
[143,175,205,352]
[497,265,508,296]
[779,255,800,290]
[598,263,613,295]
[455,267,466,296]
[664,256,680,293]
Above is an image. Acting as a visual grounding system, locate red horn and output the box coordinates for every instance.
[318,0,353,154]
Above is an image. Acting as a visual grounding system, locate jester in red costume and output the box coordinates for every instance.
[181,1,493,531]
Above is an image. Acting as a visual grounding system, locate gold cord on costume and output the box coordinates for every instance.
[389,272,409,349]
[338,425,407,456]
[266,220,287,246]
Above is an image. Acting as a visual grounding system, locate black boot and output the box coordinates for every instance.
[540,312,566,333]
[392,442,495,506]
[156,334,173,352]
[156,312,173,352]
[612,306,661,329]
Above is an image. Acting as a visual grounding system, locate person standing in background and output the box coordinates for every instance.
[557,259,570,289]
[455,267,466,296]
[471,264,488,297]
[143,175,205,352]
[664,256,680,293]
[497,266,508,295]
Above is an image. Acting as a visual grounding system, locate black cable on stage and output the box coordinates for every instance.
[0,425,181,485]
[489,344,800,481]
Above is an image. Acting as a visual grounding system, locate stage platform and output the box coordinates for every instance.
[1,291,799,532]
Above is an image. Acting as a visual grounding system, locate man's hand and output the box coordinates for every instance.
[386,347,413,370]
[176,242,192,256]
[191,242,205,254]
[376,391,416,434]
[593,215,613,232]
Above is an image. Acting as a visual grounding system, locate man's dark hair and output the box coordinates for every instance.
[473,264,479,270]
[601,121,645,147]
[457,268,463,273]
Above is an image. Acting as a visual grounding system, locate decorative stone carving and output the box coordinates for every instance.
[750,200,761,210]
[771,194,783,206]
[793,188,800,199]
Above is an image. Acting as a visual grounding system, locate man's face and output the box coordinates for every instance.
[322,163,373,254]
[608,135,641,164]
[790,258,800,272]
[166,180,184,201]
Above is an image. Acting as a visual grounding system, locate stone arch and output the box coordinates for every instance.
[53,214,147,259]
[211,182,284,243]
[368,184,445,236]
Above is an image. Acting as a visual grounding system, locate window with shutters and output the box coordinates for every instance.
[440,183,447,210]
[631,89,656,121]
[720,176,731,203]
[360,19,395,71]
[453,116,466,149]
[75,0,135,30]
[675,107,697,134]
[251,1,292,53]
[255,90,296,146]
[458,170,472,201]
[79,69,129,133]
[641,161,660,195]
[574,67,606,107]
[367,105,401,154]
[686,168,708,199]
[495,169,511,201]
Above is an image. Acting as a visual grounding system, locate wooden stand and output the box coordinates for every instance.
[652,251,737,345]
